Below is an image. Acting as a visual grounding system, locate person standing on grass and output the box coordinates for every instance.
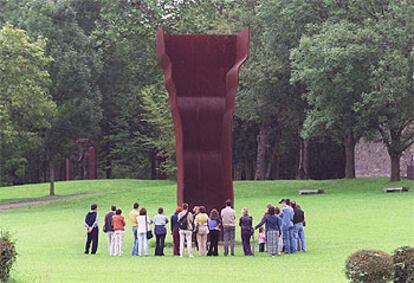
[275,207,284,253]
[195,206,209,256]
[154,207,168,256]
[258,227,266,253]
[254,206,282,256]
[111,208,126,256]
[129,202,140,256]
[221,199,236,256]
[171,207,183,256]
[279,199,295,254]
[178,203,194,257]
[84,204,99,254]
[103,205,116,256]
[192,206,200,251]
[137,208,152,256]
[239,208,253,256]
[291,201,306,253]
[207,209,221,256]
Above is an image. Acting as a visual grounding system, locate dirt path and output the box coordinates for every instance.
[0,193,97,210]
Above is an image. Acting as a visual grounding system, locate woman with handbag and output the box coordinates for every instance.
[194,206,209,256]
[153,207,169,256]
[137,208,152,256]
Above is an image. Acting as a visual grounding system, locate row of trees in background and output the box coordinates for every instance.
[0,0,412,192]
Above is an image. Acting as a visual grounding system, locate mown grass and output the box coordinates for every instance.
[0,178,413,283]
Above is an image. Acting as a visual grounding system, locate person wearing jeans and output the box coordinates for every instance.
[129,202,140,256]
[221,199,236,256]
[103,205,116,256]
[154,207,168,256]
[178,203,194,257]
[291,201,306,252]
[279,199,295,254]
[137,208,152,256]
[111,208,126,256]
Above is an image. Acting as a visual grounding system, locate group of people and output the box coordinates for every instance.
[83,198,306,257]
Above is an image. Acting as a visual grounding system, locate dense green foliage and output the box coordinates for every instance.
[0,178,413,282]
[0,230,17,282]
[0,0,412,188]
[0,23,56,186]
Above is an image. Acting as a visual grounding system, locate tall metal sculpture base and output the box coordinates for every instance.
[156,28,249,211]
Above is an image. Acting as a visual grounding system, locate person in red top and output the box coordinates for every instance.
[111,208,126,256]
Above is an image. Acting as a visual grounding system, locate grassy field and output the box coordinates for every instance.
[0,178,413,283]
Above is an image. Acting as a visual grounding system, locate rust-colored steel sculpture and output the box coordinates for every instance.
[156,28,249,211]
[66,138,97,180]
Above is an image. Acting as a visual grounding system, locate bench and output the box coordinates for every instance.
[298,189,324,195]
[383,187,409,193]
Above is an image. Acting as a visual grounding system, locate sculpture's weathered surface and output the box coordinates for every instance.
[156,28,249,211]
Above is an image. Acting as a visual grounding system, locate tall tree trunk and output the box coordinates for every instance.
[271,154,280,179]
[105,158,112,179]
[344,134,356,178]
[389,153,401,182]
[244,161,253,180]
[49,160,55,196]
[151,150,157,179]
[297,138,310,179]
[234,163,242,180]
[255,124,272,180]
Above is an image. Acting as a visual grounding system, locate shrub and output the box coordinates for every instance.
[393,246,414,283]
[345,249,394,283]
[0,230,17,282]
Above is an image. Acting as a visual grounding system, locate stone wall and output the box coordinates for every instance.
[355,139,414,177]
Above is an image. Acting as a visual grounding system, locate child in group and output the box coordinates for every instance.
[258,226,266,253]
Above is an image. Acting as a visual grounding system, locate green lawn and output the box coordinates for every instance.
[0,178,413,283]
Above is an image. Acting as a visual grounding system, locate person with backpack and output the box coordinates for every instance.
[239,208,253,256]
[178,203,194,257]
[171,207,183,256]
[111,208,126,256]
[84,204,99,254]
[194,206,209,256]
[254,206,282,256]
[154,207,168,256]
[221,199,236,256]
[103,205,116,256]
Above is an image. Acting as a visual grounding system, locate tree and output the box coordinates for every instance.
[358,1,414,181]
[17,0,103,194]
[238,0,327,180]
[0,23,56,185]
[291,21,378,178]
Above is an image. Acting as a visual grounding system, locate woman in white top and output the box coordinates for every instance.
[136,208,152,256]
[153,207,169,256]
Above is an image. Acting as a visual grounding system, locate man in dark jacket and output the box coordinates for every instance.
[103,205,116,255]
[84,204,99,254]
[291,201,306,252]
